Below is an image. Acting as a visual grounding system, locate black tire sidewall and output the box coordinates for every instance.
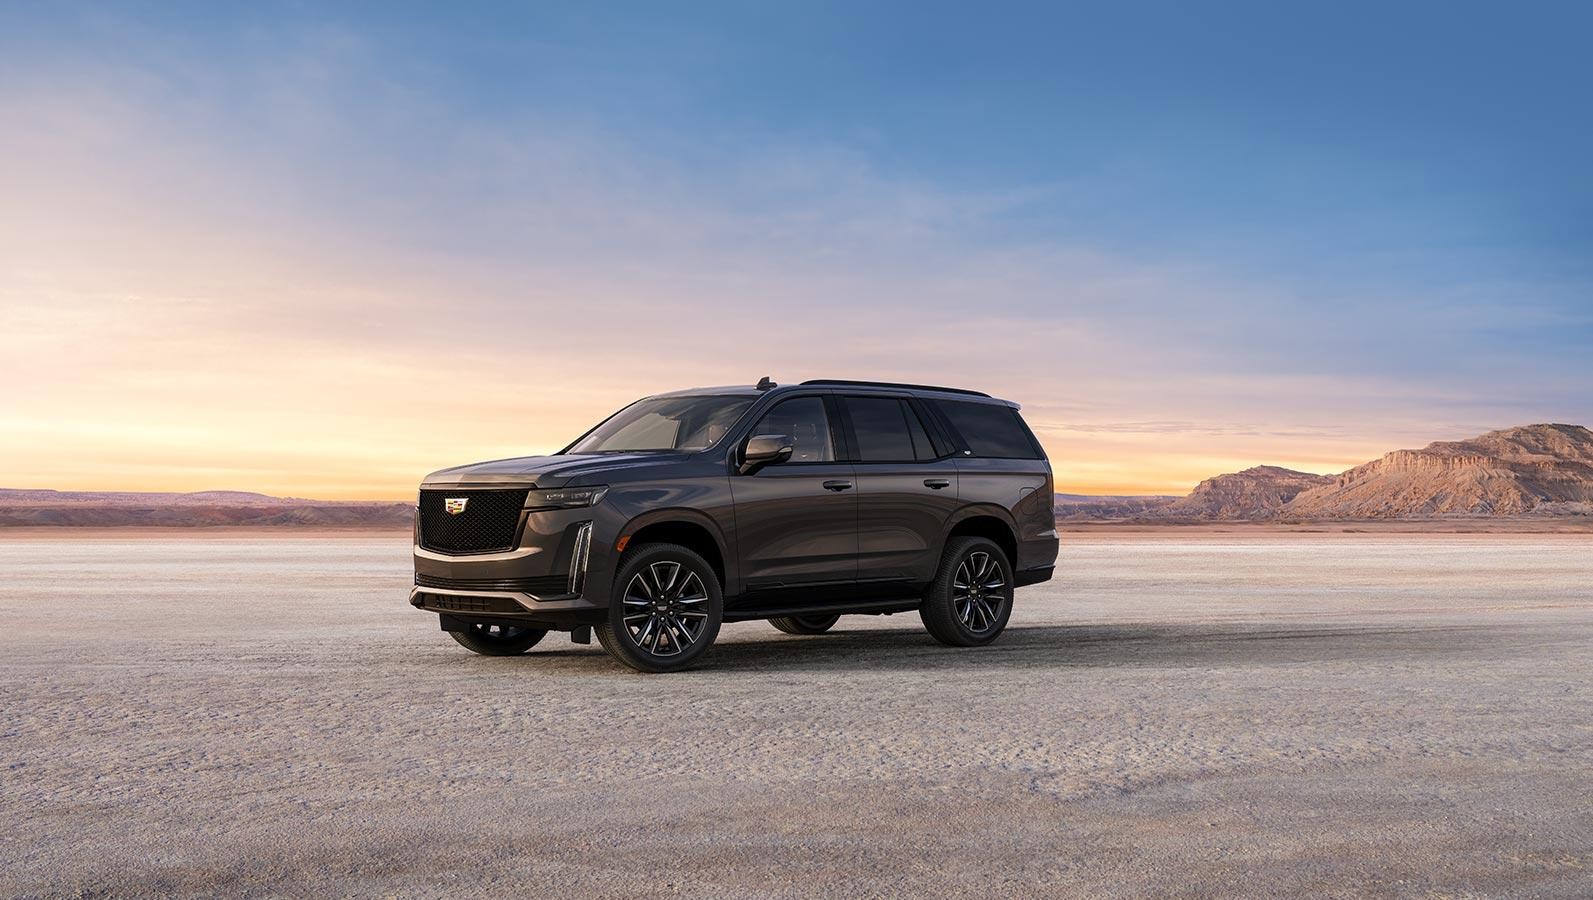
[599,543,724,672]
[770,614,841,635]
[450,622,547,656]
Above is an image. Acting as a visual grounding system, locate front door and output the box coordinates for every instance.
[729,394,858,593]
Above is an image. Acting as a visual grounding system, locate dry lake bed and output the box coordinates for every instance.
[2,532,1590,897]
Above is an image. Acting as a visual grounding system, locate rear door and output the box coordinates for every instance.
[838,394,961,585]
[728,393,859,592]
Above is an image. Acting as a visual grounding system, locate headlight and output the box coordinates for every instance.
[524,485,608,510]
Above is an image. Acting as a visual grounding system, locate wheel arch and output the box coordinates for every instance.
[617,509,734,595]
[941,507,1019,570]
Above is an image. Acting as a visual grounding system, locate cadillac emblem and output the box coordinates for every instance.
[444,497,469,515]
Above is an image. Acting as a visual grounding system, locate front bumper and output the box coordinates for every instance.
[412,503,613,626]
[408,585,605,625]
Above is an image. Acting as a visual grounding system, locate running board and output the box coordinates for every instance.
[723,598,921,622]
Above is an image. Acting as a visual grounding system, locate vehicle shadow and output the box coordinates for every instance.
[529,618,1500,674]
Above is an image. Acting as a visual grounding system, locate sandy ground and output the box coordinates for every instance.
[2,533,1590,898]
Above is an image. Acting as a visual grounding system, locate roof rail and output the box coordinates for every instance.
[799,379,991,398]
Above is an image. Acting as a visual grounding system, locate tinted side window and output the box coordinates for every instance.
[750,397,835,462]
[843,397,923,462]
[935,400,1042,459]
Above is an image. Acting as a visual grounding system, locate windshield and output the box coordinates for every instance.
[565,395,756,454]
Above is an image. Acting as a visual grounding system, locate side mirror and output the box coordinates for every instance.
[739,434,794,475]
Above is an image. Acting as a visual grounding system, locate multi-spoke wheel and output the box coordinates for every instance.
[597,543,723,672]
[769,613,841,635]
[920,536,1014,646]
[953,550,1007,633]
[621,561,711,655]
[449,620,547,656]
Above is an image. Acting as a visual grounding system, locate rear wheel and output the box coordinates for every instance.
[919,536,1013,647]
[769,614,841,635]
[449,621,547,656]
[596,543,723,673]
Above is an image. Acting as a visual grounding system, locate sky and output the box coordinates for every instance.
[2,1,1590,498]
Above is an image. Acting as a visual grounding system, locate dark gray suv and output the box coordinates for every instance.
[410,378,1058,672]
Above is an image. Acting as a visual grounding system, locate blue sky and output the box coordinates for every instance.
[1,2,1590,495]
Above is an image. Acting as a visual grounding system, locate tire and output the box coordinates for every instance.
[919,536,1014,647]
[449,621,547,656]
[769,614,841,635]
[596,543,724,673]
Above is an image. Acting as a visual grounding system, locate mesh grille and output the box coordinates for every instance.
[418,489,527,554]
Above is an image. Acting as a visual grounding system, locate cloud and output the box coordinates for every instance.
[1,21,1589,497]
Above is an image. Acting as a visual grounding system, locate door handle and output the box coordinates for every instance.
[822,480,854,492]
[923,478,951,489]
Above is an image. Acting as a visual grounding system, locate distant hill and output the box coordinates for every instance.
[0,489,412,528]
[1284,424,1593,519]
[1062,423,1593,523]
[1152,466,1334,520]
[1054,493,1178,521]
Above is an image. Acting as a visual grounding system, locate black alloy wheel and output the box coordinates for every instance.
[596,543,723,672]
[920,536,1014,647]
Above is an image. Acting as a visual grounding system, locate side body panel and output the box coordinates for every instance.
[952,456,1058,575]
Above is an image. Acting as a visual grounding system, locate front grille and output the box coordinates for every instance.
[418,489,528,554]
[415,573,569,595]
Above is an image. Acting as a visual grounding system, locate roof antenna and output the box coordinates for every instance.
[756,375,777,391]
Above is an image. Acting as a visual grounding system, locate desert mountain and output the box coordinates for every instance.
[1152,466,1334,520]
[0,489,412,527]
[1079,423,1593,522]
[1283,424,1593,519]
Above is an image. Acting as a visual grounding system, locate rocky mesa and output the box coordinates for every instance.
[1085,423,1593,523]
[1152,466,1335,520]
[1282,424,1593,519]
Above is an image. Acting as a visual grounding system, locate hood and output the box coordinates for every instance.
[420,453,685,489]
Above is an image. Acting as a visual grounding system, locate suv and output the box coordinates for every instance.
[410,379,1058,672]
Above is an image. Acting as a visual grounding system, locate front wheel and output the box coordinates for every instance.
[769,614,841,635]
[919,537,1014,647]
[596,543,723,673]
[449,621,547,656]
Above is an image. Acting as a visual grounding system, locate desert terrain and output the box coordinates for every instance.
[1057,424,1593,526]
[2,531,1590,897]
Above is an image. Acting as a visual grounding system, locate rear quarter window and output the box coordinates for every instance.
[935,400,1044,460]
